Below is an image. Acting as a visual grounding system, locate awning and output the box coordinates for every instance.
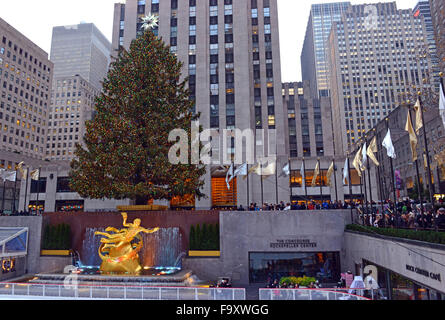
[0,228,28,259]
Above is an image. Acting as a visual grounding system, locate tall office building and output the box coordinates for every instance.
[301,2,351,98]
[413,0,440,90]
[50,23,111,91]
[429,0,445,74]
[0,17,53,160]
[112,0,288,209]
[328,2,433,155]
[0,17,53,212]
[46,75,99,161]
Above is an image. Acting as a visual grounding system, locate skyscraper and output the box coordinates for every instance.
[429,0,445,75]
[0,17,53,160]
[413,0,440,90]
[328,2,433,155]
[301,2,351,98]
[112,0,288,209]
[50,23,111,91]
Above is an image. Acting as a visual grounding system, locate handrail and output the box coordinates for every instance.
[0,282,246,300]
[259,288,371,300]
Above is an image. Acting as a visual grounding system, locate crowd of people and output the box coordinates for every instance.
[235,200,352,212]
[357,199,445,231]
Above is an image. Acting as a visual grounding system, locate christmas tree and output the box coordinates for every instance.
[70,19,206,205]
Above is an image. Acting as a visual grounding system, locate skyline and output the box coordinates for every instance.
[1,0,418,82]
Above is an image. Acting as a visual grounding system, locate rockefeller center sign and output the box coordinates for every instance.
[270,239,317,249]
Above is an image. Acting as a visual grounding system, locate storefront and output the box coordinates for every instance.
[249,252,340,284]
[363,260,445,300]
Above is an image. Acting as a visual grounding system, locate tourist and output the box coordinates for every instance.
[436,208,445,231]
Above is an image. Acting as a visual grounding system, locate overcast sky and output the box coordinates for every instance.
[1,0,418,82]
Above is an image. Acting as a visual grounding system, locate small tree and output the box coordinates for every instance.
[195,225,201,250]
[189,225,196,250]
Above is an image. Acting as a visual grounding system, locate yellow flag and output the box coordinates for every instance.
[243,163,259,180]
[352,146,363,177]
[326,161,334,186]
[424,154,428,169]
[15,161,26,179]
[415,98,423,133]
[405,111,418,161]
[366,137,380,166]
[311,162,320,187]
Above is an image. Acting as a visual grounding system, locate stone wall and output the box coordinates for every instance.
[37,256,73,274]
[343,231,445,294]
[0,216,43,274]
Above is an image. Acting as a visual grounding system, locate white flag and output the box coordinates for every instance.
[382,129,396,159]
[226,163,234,190]
[361,142,367,171]
[440,83,445,129]
[4,171,16,182]
[280,163,290,177]
[300,162,305,187]
[30,169,40,181]
[343,158,349,185]
[0,168,5,181]
[260,161,276,177]
[234,163,247,177]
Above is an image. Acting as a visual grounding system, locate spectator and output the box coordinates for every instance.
[436,208,445,231]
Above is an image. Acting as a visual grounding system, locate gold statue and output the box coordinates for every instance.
[95,212,159,275]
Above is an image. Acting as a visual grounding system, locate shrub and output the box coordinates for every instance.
[345,224,445,245]
[42,223,72,250]
[189,223,220,250]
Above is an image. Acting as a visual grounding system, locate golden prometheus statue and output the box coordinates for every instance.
[94,212,159,275]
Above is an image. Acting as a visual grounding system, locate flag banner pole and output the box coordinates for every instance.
[347,155,353,222]
[36,167,41,214]
[246,164,249,208]
[1,179,5,213]
[409,108,425,217]
[13,169,18,213]
[289,158,292,205]
[23,167,29,213]
[419,96,434,205]
[319,159,323,205]
[303,158,307,203]
[333,158,338,203]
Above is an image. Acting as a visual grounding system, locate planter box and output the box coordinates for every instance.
[41,250,71,256]
[188,251,220,257]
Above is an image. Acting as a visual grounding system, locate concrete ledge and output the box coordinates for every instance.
[345,230,445,251]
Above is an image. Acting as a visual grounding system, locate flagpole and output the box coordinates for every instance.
[318,158,323,206]
[347,153,353,222]
[333,158,338,203]
[303,157,307,204]
[23,167,29,213]
[260,162,264,207]
[375,134,386,226]
[366,136,374,222]
[289,158,292,205]
[13,168,18,213]
[36,167,41,214]
[1,178,5,213]
[246,164,250,208]
[232,161,235,210]
[418,94,434,206]
[409,108,425,218]
[386,118,398,214]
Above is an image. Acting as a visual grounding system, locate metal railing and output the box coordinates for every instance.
[259,288,371,300]
[0,282,246,300]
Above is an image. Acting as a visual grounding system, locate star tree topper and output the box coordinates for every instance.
[141,14,159,31]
